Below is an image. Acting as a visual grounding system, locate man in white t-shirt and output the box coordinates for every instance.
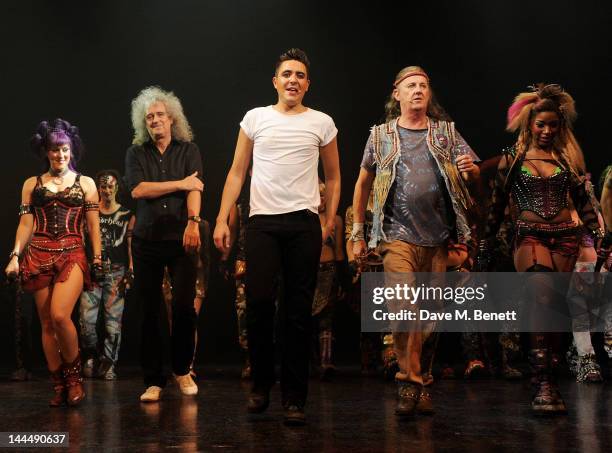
[214,48,340,426]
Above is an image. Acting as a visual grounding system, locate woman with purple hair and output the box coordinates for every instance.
[479,85,604,414]
[4,119,102,407]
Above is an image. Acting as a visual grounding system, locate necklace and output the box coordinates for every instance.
[49,168,70,186]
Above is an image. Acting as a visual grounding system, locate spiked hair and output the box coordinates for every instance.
[505,84,584,180]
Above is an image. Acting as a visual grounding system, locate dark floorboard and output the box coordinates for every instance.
[0,367,609,453]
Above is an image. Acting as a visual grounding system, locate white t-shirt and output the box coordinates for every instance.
[240,106,337,216]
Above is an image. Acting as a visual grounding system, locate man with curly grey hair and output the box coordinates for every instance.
[125,86,204,402]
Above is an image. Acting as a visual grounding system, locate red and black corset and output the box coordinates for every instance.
[30,175,85,239]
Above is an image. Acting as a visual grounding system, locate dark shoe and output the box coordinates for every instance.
[532,380,567,414]
[49,368,66,407]
[576,354,603,383]
[10,367,31,381]
[529,348,566,415]
[395,381,421,416]
[63,353,85,406]
[95,356,113,379]
[416,387,434,415]
[101,364,117,381]
[247,389,269,414]
[283,404,306,426]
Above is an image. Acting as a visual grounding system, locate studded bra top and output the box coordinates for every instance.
[31,174,85,239]
[511,169,570,220]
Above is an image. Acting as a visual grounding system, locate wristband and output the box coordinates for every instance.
[349,223,365,242]
[84,202,100,212]
[18,204,32,216]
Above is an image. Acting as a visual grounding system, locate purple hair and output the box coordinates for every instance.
[30,118,84,171]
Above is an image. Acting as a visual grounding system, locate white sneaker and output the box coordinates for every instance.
[175,373,198,396]
[140,386,163,402]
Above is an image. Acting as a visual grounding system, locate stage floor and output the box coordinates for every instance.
[0,367,610,452]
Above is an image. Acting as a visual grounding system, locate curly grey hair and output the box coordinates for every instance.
[130,86,194,145]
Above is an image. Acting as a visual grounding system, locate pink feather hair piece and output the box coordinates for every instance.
[506,93,539,127]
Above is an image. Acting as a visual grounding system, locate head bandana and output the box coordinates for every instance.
[393,71,429,88]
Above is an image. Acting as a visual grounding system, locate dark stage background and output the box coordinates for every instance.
[1,1,611,368]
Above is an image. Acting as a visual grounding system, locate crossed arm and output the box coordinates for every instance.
[127,146,204,253]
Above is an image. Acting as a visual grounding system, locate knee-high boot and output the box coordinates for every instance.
[62,353,85,406]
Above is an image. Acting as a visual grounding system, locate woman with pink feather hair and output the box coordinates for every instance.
[478,84,604,414]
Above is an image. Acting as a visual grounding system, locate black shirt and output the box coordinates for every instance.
[86,206,132,265]
[125,139,203,241]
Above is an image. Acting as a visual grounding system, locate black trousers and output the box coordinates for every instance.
[246,210,322,406]
[133,237,197,388]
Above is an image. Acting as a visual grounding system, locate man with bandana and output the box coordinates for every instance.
[79,170,134,380]
[351,66,479,416]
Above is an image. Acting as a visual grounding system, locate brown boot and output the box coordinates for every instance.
[49,368,66,407]
[395,381,421,416]
[63,353,85,406]
[416,386,435,415]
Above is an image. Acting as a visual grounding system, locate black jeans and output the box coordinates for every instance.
[133,237,197,388]
[246,210,322,407]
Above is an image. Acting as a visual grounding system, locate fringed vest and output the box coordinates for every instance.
[369,118,473,248]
